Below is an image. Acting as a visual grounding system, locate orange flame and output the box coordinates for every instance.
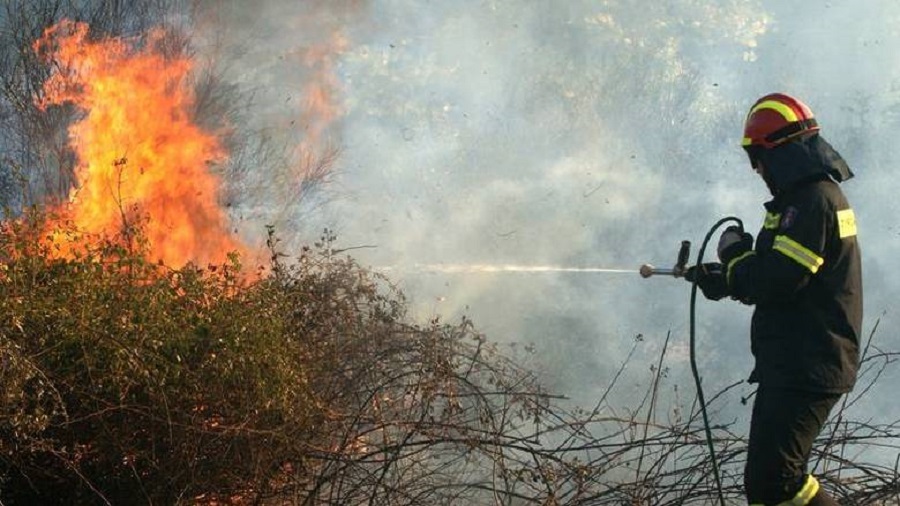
[34,20,248,268]
[298,31,347,152]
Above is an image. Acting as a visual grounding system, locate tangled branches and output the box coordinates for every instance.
[1,221,898,505]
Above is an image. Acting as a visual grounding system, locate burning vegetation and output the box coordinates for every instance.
[2,216,899,505]
[33,20,249,268]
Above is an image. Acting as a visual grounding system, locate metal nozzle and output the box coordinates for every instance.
[640,264,676,278]
[641,241,691,279]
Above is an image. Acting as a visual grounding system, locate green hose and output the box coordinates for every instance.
[689,216,743,506]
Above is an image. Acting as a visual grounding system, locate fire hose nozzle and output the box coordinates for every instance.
[640,264,677,278]
[640,240,691,279]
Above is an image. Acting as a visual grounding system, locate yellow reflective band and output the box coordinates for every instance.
[837,208,857,238]
[773,235,824,274]
[753,474,822,506]
[775,474,820,505]
[750,99,800,123]
[726,250,755,287]
[764,211,782,230]
[742,136,753,146]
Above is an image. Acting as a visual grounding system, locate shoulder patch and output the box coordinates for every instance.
[837,208,857,238]
[780,206,799,230]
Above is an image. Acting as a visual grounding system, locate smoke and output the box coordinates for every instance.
[186,0,368,246]
[203,0,900,420]
[322,0,772,407]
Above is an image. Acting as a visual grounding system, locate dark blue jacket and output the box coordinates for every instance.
[728,134,862,393]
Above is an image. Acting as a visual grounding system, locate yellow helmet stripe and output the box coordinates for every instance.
[773,235,824,274]
[749,99,801,123]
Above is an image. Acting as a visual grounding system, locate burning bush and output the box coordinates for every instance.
[0,211,569,505]
[0,211,570,505]
[0,211,319,503]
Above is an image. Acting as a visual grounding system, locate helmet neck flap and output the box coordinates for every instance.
[755,133,853,195]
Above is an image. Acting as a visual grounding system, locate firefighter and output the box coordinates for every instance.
[688,93,862,506]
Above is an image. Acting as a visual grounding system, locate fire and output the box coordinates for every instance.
[298,31,347,152]
[34,20,248,269]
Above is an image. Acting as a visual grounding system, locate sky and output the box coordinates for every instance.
[203,0,900,426]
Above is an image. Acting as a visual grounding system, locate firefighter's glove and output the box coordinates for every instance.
[684,263,729,301]
[717,226,753,265]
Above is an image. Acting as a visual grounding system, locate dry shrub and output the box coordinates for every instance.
[1,212,899,505]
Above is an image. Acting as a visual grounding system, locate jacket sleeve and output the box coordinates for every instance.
[727,193,830,304]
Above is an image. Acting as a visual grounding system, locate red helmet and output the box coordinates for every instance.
[742,93,820,149]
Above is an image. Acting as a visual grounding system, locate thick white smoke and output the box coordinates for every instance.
[206,0,900,422]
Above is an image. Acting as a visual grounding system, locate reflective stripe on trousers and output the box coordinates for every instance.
[750,474,820,506]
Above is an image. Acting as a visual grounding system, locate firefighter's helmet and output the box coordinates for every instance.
[742,93,820,149]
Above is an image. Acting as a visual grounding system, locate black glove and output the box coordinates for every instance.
[717,225,753,265]
[684,262,729,301]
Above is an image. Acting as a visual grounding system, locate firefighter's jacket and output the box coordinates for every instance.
[727,134,862,393]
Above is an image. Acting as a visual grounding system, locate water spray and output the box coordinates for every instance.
[385,241,692,278]
[390,264,638,274]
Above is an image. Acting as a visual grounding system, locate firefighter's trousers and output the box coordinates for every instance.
[744,386,841,505]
